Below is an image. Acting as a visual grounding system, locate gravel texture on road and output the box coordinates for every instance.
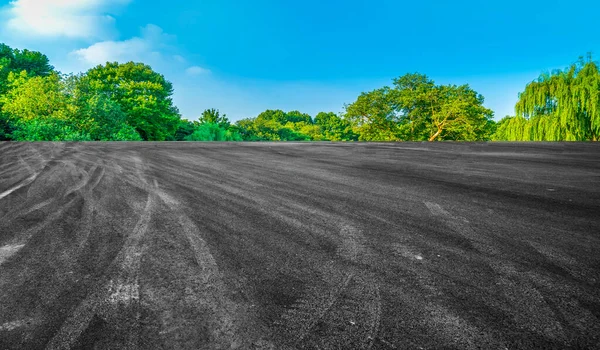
[1,142,599,349]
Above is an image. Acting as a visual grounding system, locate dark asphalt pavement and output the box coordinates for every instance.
[1,142,599,349]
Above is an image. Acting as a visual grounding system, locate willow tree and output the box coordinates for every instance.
[512,55,600,141]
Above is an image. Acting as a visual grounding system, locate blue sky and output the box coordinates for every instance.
[1,0,599,121]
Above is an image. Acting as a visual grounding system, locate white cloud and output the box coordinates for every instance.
[173,55,186,63]
[2,0,130,39]
[71,24,173,66]
[186,66,210,75]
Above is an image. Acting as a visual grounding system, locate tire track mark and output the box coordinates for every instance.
[277,270,354,345]
[72,165,106,248]
[0,173,38,200]
[46,158,156,350]
[421,201,564,345]
[149,180,246,348]
[276,224,382,349]
[424,201,499,255]
[0,244,25,265]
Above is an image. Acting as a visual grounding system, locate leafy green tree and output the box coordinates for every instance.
[393,73,436,140]
[76,61,181,140]
[0,43,55,139]
[507,55,600,141]
[423,84,493,141]
[1,71,74,123]
[199,108,230,128]
[345,87,400,141]
[76,93,141,141]
[0,43,54,92]
[492,116,531,141]
[345,73,494,141]
[314,112,357,141]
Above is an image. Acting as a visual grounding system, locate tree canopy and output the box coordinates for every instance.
[345,73,495,141]
[494,55,600,141]
[76,62,181,141]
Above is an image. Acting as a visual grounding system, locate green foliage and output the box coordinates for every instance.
[76,94,142,141]
[199,108,230,128]
[77,61,180,140]
[501,55,600,141]
[173,119,196,141]
[1,72,74,123]
[345,87,400,141]
[314,112,358,141]
[10,118,91,141]
[184,122,242,141]
[234,110,316,141]
[0,43,54,94]
[345,73,494,141]
[3,42,597,143]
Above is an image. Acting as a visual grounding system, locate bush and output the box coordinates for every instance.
[10,118,91,141]
[184,123,242,141]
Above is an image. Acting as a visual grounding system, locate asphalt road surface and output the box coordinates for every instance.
[1,142,599,350]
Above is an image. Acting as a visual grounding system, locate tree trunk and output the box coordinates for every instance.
[428,127,443,142]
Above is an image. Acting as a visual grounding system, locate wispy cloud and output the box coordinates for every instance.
[2,0,131,40]
[186,66,210,75]
[71,24,175,66]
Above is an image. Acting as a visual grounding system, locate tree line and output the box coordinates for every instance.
[1,43,598,142]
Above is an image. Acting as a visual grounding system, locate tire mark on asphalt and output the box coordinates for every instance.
[1,195,80,253]
[278,270,354,344]
[72,165,106,248]
[277,224,382,349]
[422,201,568,344]
[0,318,37,332]
[150,180,245,349]
[46,159,156,350]
[0,244,25,265]
[527,241,596,283]
[424,201,499,255]
[0,173,38,200]
[108,187,154,305]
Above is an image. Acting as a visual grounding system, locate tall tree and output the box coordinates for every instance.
[511,55,600,141]
[345,73,493,141]
[422,84,493,141]
[76,62,181,141]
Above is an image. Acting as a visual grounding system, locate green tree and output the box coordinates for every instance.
[76,61,181,140]
[76,93,141,141]
[0,43,55,139]
[1,71,74,123]
[345,73,494,141]
[345,87,400,141]
[314,112,357,141]
[508,55,600,141]
[199,108,230,127]
[422,84,493,141]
